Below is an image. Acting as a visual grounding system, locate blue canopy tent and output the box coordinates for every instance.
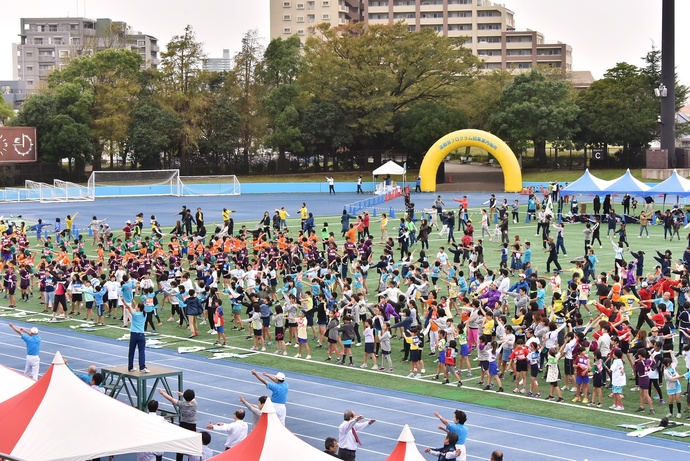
[560,169,611,195]
[603,169,650,195]
[646,170,690,197]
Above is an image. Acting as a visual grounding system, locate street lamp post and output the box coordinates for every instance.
[660,0,676,167]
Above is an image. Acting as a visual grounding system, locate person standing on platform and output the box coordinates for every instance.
[8,323,41,380]
[124,302,149,373]
[327,176,336,194]
[337,410,376,461]
[251,369,289,425]
[357,176,364,194]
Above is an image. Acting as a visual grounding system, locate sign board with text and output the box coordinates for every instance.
[0,127,37,163]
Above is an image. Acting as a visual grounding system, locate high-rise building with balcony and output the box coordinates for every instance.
[270,0,572,73]
[13,17,160,91]
[204,49,234,72]
[270,0,362,42]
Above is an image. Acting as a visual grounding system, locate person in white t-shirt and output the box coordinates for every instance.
[206,408,248,450]
[610,350,626,410]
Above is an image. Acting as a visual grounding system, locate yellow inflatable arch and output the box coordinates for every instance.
[419,129,522,193]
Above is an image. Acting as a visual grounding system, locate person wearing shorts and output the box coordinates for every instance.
[590,350,604,407]
[573,347,590,404]
[663,357,684,418]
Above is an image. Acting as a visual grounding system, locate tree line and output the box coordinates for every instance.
[4,23,688,177]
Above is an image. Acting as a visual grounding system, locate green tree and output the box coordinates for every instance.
[48,49,143,170]
[301,23,480,143]
[261,36,304,172]
[393,103,468,163]
[159,25,207,173]
[576,63,658,165]
[0,98,14,126]
[226,29,267,173]
[460,70,514,131]
[490,69,579,162]
[128,98,183,169]
[197,93,241,173]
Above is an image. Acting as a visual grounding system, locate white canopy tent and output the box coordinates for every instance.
[0,351,201,461]
[372,160,406,194]
[0,365,33,403]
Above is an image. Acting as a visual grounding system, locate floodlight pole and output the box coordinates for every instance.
[660,0,676,167]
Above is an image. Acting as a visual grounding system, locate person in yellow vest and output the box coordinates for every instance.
[65,212,79,240]
[276,207,290,230]
[222,208,235,223]
[298,203,308,230]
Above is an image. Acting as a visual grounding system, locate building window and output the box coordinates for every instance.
[59,50,69,58]
[70,23,79,30]
[307,14,316,23]
[27,80,34,86]
[408,26,416,32]
[537,49,562,56]
[297,29,305,35]
[477,11,501,17]
[369,13,389,20]
[448,0,472,4]
[481,63,501,70]
[393,13,416,19]
[506,50,532,56]
[448,12,472,18]
[283,27,292,34]
[34,38,43,45]
[52,37,63,45]
[478,36,501,43]
[26,66,33,71]
[38,50,53,57]
[448,24,472,31]
[283,1,291,6]
[284,14,292,20]
[394,0,416,5]
[421,13,444,19]
[421,25,443,32]
[477,24,501,30]
[71,37,81,45]
[477,50,501,56]
[322,0,330,6]
[506,36,532,43]
[370,1,389,5]
[48,24,58,32]
[297,2,305,8]
[307,1,315,9]
[297,16,305,22]
[322,13,330,19]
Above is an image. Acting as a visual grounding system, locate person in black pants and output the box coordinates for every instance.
[545,237,561,272]
[158,388,198,461]
[446,211,456,244]
[391,309,414,361]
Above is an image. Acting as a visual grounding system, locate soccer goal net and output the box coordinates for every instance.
[178,175,241,196]
[87,170,181,198]
[25,180,62,202]
[53,180,93,201]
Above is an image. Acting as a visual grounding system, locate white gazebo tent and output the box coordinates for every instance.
[373,160,406,194]
[0,364,33,403]
[0,351,201,461]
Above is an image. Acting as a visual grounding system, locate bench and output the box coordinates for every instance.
[487,158,495,166]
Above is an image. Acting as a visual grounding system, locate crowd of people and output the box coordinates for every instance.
[5,185,690,459]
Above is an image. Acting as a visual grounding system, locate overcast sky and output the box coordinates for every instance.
[1,0,688,90]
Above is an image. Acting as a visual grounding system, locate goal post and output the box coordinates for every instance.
[53,180,93,201]
[178,175,241,196]
[25,180,63,202]
[87,170,181,198]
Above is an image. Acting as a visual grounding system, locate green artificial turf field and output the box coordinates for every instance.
[3,203,689,437]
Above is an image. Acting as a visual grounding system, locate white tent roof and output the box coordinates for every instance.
[213,398,334,461]
[385,425,427,461]
[373,160,406,176]
[0,365,33,403]
[0,351,201,461]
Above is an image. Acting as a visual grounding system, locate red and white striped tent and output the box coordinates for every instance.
[211,398,334,461]
[385,424,427,461]
[0,351,201,461]
[0,364,33,403]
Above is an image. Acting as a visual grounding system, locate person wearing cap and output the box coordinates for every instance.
[9,322,41,380]
[251,369,289,425]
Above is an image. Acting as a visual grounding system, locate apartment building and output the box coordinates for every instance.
[270,0,362,42]
[204,49,234,73]
[270,0,572,73]
[12,17,160,91]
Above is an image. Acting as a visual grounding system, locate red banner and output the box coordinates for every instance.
[0,127,37,163]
